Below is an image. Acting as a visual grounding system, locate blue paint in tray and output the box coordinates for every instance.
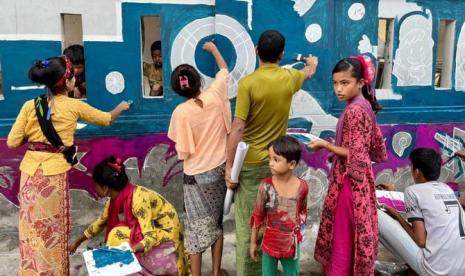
[92,246,134,268]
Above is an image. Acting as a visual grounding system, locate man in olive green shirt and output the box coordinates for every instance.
[225,30,318,276]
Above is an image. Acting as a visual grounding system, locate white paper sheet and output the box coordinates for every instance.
[224,141,249,215]
[76,122,88,130]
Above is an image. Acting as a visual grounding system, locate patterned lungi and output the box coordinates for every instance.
[183,164,227,254]
[18,169,70,276]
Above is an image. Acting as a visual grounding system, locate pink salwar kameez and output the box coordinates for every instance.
[314,96,387,275]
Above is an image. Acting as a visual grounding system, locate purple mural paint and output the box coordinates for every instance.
[1,123,465,206]
[0,134,179,205]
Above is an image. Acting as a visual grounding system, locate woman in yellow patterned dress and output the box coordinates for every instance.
[70,156,189,275]
[7,56,129,276]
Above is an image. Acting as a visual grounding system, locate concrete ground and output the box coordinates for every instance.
[0,146,409,275]
[0,191,407,276]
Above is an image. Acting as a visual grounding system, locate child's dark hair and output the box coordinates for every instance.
[409,148,441,181]
[268,135,301,163]
[257,30,285,63]
[332,58,382,113]
[92,156,129,191]
[63,44,85,65]
[151,40,161,53]
[28,57,71,94]
[171,64,203,98]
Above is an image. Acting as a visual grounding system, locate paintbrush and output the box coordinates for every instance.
[442,153,457,165]
[293,53,312,62]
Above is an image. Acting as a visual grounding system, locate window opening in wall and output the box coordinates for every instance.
[61,14,86,99]
[376,18,394,90]
[141,16,163,98]
[435,20,455,89]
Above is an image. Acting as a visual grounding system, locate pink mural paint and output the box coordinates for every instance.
[0,134,179,206]
[1,123,465,206]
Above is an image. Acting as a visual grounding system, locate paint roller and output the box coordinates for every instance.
[292,53,312,62]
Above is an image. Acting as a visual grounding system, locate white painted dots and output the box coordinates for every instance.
[305,24,322,43]
[348,3,365,21]
[105,71,125,94]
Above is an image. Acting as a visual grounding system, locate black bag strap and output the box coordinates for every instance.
[34,95,65,147]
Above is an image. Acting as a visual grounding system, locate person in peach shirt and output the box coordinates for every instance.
[167,42,230,276]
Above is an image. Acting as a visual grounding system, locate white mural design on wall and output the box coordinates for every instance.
[435,127,465,178]
[455,22,465,92]
[435,130,463,155]
[236,0,253,30]
[356,34,403,100]
[296,165,329,223]
[357,0,424,99]
[279,59,338,135]
[0,166,14,189]
[348,3,365,21]
[170,15,256,98]
[392,131,412,158]
[290,89,338,135]
[378,0,421,19]
[375,165,459,194]
[105,71,125,94]
[375,167,415,194]
[292,0,316,17]
[393,11,434,86]
[305,24,322,43]
[358,34,377,57]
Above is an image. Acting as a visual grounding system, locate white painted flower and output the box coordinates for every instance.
[291,0,316,16]
[358,34,377,57]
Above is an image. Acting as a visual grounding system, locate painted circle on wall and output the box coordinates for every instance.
[171,15,256,98]
[105,71,125,94]
[348,3,365,21]
[305,23,322,43]
[195,34,237,78]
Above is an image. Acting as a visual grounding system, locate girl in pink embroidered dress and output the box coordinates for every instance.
[309,56,387,275]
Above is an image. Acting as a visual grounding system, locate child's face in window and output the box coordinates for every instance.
[151,49,162,68]
[65,76,76,92]
[73,63,85,77]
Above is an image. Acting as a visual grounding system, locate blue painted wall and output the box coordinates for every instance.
[1,0,465,139]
